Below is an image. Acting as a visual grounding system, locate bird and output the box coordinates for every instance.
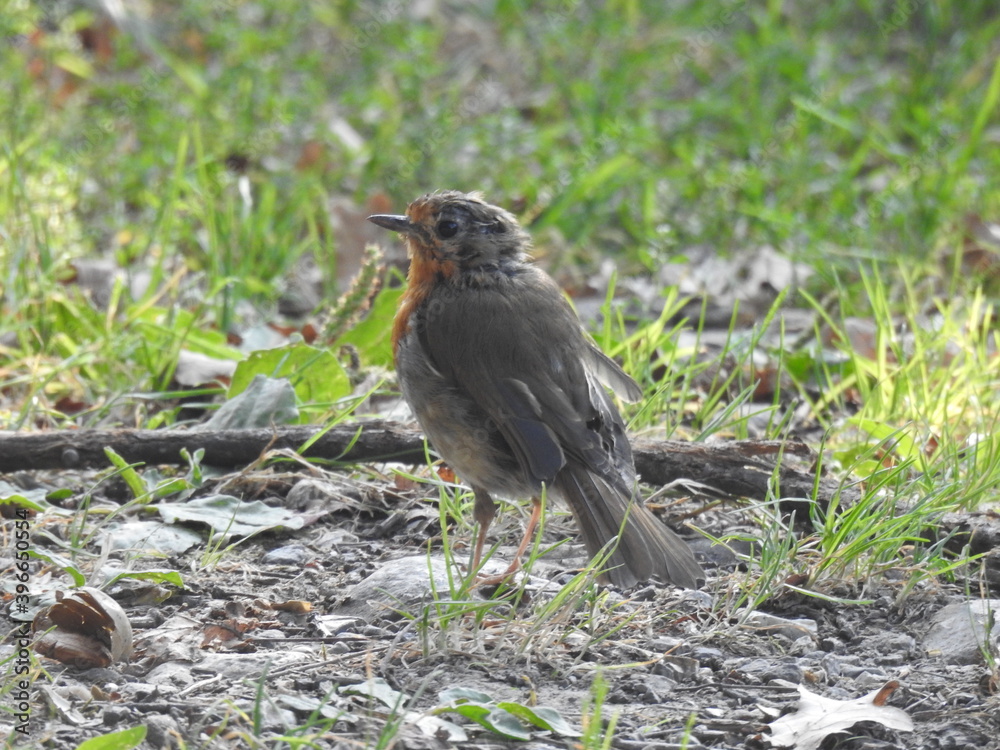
[368,191,704,588]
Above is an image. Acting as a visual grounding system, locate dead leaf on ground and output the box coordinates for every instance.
[33,587,134,668]
[174,349,237,388]
[766,681,913,750]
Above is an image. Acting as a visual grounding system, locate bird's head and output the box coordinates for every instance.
[368,191,529,274]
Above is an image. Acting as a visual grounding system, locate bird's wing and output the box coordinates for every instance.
[421,268,635,488]
[584,345,643,403]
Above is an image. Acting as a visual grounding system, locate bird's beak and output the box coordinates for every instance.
[367,214,413,233]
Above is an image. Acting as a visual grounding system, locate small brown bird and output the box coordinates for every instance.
[369,191,704,588]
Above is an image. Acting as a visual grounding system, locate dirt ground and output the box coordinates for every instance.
[4,465,999,750]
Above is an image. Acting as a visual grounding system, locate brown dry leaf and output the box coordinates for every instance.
[77,17,117,63]
[295,140,328,172]
[299,322,319,344]
[54,395,89,416]
[436,465,457,484]
[924,433,940,457]
[181,29,208,60]
[269,600,313,614]
[392,473,418,491]
[767,681,913,750]
[201,620,254,649]
[33,587,133,668]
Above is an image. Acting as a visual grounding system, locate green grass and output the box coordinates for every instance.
[7,2,1000,302]
[3,0,1000,631]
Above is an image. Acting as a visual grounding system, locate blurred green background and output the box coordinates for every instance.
[2,0,999,427]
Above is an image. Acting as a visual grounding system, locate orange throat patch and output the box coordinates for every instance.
[391,240,458,356]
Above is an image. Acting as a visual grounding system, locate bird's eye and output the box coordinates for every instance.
[436,219,459,239]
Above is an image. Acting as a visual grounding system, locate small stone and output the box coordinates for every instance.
[692,646,724,668]
[652,655,699,681]
[650,636,684,651]
[101,706,132,725]
[145,714,182,749]
[741,611,818,641]
[819,637,846,653]
[262,544,311,565]
[923,599,1000,665]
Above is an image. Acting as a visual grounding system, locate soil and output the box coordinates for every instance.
[3,466,999,750]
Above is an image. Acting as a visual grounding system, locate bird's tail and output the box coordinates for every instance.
[555,464,704,588]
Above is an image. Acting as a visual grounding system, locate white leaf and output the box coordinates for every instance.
[767,682,913,750]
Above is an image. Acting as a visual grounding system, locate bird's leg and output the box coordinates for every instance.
[474,495,542,586]
[506,495,542,574]
[469,488,497,575]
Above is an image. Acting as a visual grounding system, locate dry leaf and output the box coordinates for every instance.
[174,349,237,388]
[295,140,328,172]
[33,587,133,667]
[767,681,913,750]
[201,621,253,649]
[436,465,457,483]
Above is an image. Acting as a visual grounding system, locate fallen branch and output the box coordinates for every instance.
[0,421,851,506]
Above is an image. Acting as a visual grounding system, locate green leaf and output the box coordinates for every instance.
[782,348,855,384]
[497,702,581,737]
[47,487,75,502]
[160,53,209,99]
[229,344,351,417]
[476,707,533,741]
[848,417,920,461]
[74,726,147,750]
[26,550,86,587]
[337,285,404,367]
[442,703,531,740]
[103,447,150,500]
[132,306,242,361]
[151,477,195,499]
[181,447,205,486]
[0,490,47,512]
[103,569,185,589]
[53,51,95,80]
[439,687,495,704]
[435,687,580,739]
